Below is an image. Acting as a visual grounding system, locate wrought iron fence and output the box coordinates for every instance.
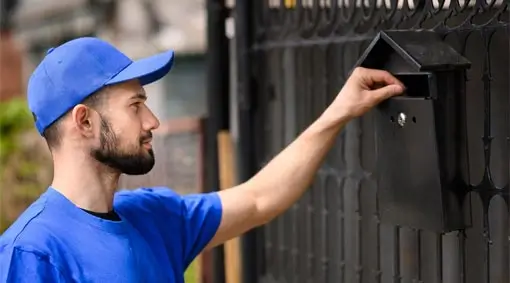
[237,0,509,282]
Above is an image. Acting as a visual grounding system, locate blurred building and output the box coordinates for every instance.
[11,0,208,121]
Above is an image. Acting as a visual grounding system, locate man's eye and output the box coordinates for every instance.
[132,103,141,111]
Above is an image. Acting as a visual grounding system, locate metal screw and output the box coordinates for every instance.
[397,112,406,127]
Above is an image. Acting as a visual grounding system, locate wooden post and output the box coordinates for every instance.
[217,130,242,283]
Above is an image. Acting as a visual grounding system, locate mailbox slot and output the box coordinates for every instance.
[394,72,435,99]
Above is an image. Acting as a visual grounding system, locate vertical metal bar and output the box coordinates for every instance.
[206,0,229,283]
[234,1,257,283]
[0,0,18,31]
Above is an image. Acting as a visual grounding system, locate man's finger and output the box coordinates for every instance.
[371,84,405,101]
[362,68,405,88]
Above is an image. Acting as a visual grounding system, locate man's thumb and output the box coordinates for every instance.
[372,84,405,100]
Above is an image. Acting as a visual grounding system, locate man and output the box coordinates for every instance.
[0,37,404,282]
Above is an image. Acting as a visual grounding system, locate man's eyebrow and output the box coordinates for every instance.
[131,92,147,101]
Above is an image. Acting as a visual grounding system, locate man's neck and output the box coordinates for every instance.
[51,153,121,213]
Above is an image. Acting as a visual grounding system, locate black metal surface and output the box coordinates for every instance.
[234,1,259,283]
[233,0,510,282]
[205,0,229,282]
[376,97,445,231]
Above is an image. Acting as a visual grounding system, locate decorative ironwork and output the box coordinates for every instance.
[240,0,510,282]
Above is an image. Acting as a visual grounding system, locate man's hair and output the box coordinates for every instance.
[41,87,110,149]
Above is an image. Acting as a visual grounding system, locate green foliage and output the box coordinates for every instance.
[0,98,51,233]
[0,98,34,162]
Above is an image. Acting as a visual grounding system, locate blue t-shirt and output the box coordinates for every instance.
[0,186,223,282]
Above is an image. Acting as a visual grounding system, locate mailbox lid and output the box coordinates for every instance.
[375,97,444,231]
[355,30,472,72]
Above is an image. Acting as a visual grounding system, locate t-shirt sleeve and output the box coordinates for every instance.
[179,192,223,267]
[0,247,66,283]
[115,187,223,269]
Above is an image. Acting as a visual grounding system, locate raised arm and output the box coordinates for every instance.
[206,67,405,249]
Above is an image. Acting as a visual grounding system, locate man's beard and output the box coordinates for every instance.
[91,116,155,175]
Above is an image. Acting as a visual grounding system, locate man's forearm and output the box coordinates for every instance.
[244,109,350,226]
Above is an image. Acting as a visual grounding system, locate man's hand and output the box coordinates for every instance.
[205,67,404,249]
[323,67,405,122]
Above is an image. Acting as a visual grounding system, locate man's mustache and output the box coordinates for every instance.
[140,132,153,143]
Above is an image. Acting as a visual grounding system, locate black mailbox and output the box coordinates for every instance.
[355,30,472,233]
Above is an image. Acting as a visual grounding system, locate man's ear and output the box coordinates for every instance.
[71,104,95,137]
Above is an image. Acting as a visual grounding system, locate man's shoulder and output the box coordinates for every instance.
[0,209,66,282]
[0,195,56,256]
[114,187,182,209]
[113,186,221,215]
[112,187,222,228]
[114,186,181,199]
[113,187,185,221]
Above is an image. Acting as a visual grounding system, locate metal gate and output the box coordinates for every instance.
[234,1,510,282]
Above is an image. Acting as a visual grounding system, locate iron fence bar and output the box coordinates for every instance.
[234,1,258,283]
[206,0,230,282]
[0,0,18,31]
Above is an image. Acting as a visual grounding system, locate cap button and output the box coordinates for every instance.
[46,47,55,55]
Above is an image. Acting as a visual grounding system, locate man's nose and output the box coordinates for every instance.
[143,108,160,131]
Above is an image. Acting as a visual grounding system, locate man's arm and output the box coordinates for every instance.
[206,67,405,249]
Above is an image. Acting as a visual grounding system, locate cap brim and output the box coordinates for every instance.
[105,50,175,86]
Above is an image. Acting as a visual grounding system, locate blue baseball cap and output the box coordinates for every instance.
[27,37,175,135]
